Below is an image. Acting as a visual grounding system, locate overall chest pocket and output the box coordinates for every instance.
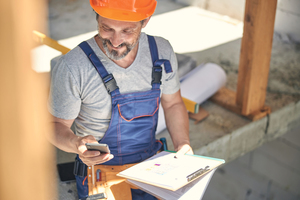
[117,97,159,122]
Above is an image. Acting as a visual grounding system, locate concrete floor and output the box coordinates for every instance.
[46,0,300,199]
[203,124,300,200]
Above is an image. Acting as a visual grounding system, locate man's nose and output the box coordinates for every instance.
[110,32,124,48]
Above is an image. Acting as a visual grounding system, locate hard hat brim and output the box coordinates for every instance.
[91,0,157,22]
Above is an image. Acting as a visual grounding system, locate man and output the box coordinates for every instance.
[48,0,193,199]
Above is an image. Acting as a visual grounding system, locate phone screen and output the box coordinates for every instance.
[85,143,110,153]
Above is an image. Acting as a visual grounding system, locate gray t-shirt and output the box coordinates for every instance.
[49,33,180,140]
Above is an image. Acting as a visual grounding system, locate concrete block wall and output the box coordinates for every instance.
[195,117,268,162]
[194,100,300,164]
[175,0,300,42]
[266,101,300,140]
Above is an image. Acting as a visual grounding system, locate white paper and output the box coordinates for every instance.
[156,63,226,134]
[128,169,216,200]
[180,63,226,103]
[118,151,224,191]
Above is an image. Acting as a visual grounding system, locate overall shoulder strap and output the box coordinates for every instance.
[79,41,120,95]
[147,35,173,89]
[147,35,159,64]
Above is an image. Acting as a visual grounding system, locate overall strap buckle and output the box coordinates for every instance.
[73,160,87,177]
[151,66,162,84]
[79,42,120,95]
[103,74,119,94]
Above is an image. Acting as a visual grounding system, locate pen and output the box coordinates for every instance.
[92,165,95,185]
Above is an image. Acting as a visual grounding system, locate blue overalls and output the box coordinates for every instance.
[74,35,173,200]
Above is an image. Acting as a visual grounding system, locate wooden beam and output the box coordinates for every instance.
[0,0,56,199]
[211,87,271,120]
[210,87,241,114]
[211,0,277,121]
[236,0,277,115]
[33,30,71,55]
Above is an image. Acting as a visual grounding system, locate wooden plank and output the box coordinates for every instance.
[236,0,277,115]
[210,87,241,114]
[0,0,56,199]
[246,105,271,121]
[211,87,271,120]
[188,107,209,124]
[33,30,70,54]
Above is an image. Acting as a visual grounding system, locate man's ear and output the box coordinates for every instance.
[142,16,152,28]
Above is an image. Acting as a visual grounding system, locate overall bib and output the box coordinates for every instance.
[74,35,173,199]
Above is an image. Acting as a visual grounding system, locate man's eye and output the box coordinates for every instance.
[123,30,133,34]
[102,27,112,32]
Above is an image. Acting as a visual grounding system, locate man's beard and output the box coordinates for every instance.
[99,35,139,61]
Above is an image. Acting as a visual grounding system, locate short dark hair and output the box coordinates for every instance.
[96,12,99,20]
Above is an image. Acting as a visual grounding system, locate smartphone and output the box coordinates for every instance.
[85,143,110,154]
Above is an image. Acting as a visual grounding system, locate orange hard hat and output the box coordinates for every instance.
[90,0,157,22]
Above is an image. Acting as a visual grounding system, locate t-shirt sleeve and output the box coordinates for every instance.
[159,39,180,95]
[48,57,81,120]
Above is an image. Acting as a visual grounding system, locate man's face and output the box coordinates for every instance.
[97,16,147,61]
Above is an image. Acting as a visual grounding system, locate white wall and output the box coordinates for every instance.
[275,0,300,42]
[175,0,245,20]
[175,0,300,42]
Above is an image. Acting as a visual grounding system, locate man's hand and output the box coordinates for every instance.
[49,117,114,166]
[175,144,194,158]
[75,135,114,166]
[161,90,193,158]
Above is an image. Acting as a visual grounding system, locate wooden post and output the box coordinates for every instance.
[236,0,277,116]
[0,0,56,199]
[211,0,277,121]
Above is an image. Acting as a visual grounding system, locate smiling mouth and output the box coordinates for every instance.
[100,36,136,60]
[107,41,125,50]
[111,45,124,50]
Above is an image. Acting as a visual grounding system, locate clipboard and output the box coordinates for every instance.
[117,151,225,191]
[126,168,217,200]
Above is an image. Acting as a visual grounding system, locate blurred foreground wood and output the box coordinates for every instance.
[0,0,56,199]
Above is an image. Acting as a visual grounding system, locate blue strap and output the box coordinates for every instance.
[147,35,173,89]
[79,42,120,95]
[154,60,173,73]
[79,42,109,79]
[147,35,173,74]
[147,35,159,64]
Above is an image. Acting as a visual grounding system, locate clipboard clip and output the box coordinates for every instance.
[186,166,210,182]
